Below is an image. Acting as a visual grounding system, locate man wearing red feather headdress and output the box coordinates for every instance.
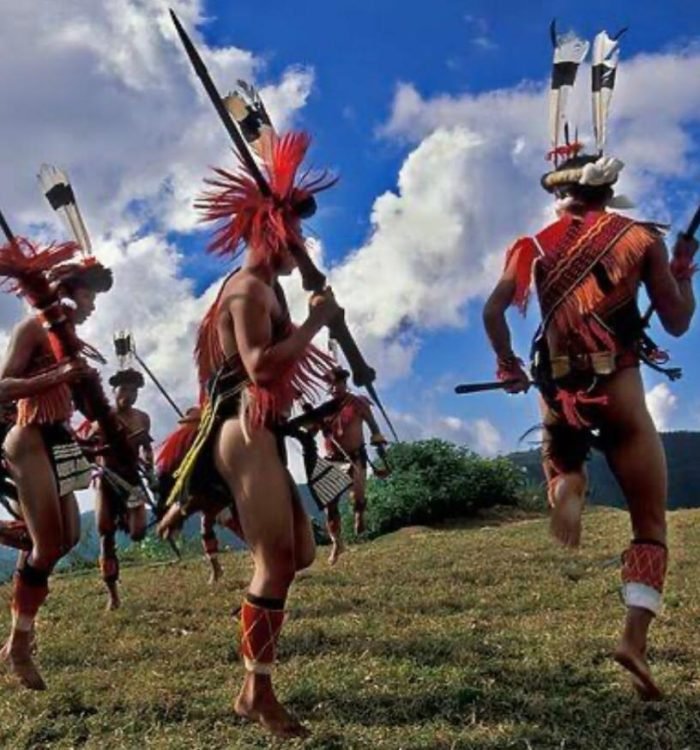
[82,366,151,610]
[0,254,112,690]
[157,85,340,737]
[482,25,698,700]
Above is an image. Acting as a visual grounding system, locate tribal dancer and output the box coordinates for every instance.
[0,243,112,690]
[482,24,697,700]
[306,366,388,564]
[157,75,339,737]
[82,365,150,610]
[155,406,243,585]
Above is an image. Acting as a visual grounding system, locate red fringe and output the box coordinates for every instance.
[247,332,334,429]
[74,418,93,439]
[546,141,584,163]
[195,295,225,388]
[16,385,73,427]
[330,394,372,433]
[555,390,608,429]
[155,420,200,475]
[0,238,79,300]
[548,222,653,346]
[505,237,537,315]
[196,132,336,266]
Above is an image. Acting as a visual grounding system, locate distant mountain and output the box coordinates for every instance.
[509,431,700,509]
[1,484,325,583]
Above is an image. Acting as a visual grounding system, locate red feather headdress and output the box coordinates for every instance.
[196,131,336,269]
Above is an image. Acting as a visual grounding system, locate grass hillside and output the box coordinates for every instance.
[1,508,700,749]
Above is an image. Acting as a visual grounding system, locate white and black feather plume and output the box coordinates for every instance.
[592,29,626,155]
[548,20,589,162]
[222,80,276,160]
[38,164,92,255]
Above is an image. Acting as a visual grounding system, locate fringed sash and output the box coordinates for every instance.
[536,212,655,350]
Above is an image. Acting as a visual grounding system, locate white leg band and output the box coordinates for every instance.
[623,582,662,616]
[243,656,273,675]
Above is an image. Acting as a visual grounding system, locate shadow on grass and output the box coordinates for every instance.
[285,661,700,749]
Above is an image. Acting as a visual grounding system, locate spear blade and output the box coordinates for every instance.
[0,210,16,244]
[169,9,271,197]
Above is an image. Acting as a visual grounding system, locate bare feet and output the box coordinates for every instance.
[614,641,662,701]
[157,502,185,540]
[354,511,365,536]
[328,539,345,566]
[208,557,223,585]
[549,474,586,548]
[2,630,46,691]
[105,582,120,611]
[234,676,309,739]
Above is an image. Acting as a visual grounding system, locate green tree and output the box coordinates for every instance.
[343,439,527,540]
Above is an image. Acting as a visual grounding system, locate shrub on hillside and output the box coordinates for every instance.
[341,439,527,539]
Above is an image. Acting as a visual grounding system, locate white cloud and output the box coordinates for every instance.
[0,1,314,509]
[391,410,503,456]
[646,383,679,431]
[0,1,312,414]
[324,45,700,383]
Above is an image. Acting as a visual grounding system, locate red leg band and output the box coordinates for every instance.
[99,556,120,584]
[239,597,285,674]
[202,534,218,556]
[11,571,49,621]
[621,541,668,615]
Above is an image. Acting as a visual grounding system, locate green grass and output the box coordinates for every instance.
[1,508,700,749]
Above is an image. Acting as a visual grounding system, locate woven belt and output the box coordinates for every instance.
[550,351,628,380]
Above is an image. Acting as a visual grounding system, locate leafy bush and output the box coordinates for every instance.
[342,439,528,540]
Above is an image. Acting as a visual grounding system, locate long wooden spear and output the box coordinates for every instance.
[169,9,399,442]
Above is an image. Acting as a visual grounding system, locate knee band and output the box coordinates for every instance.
[621,539,668,616]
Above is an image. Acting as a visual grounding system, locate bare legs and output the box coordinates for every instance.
[351,462,367,535]
[97,485,147,610]
[600,369,667,700]
[214,418,314,738]
[2,425,80,690]
[324,502,344,565]
[201,513,223,584]
[543,369,668,700]
[540,397,588,548]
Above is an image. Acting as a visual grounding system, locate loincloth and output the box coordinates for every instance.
[168,367,351,516]
[539,357,638,477]
[42,423,92,497]
[96,473,145,532]
[166,366,246,514]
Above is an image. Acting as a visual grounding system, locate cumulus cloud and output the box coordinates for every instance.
[0,0,313,437]
[646,383,679,431]
[325,46,700,382]
[1,6,699,499]
[391,409,504,456]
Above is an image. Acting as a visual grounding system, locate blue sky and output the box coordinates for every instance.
[0,1,698,460]
[169,1,700,450]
